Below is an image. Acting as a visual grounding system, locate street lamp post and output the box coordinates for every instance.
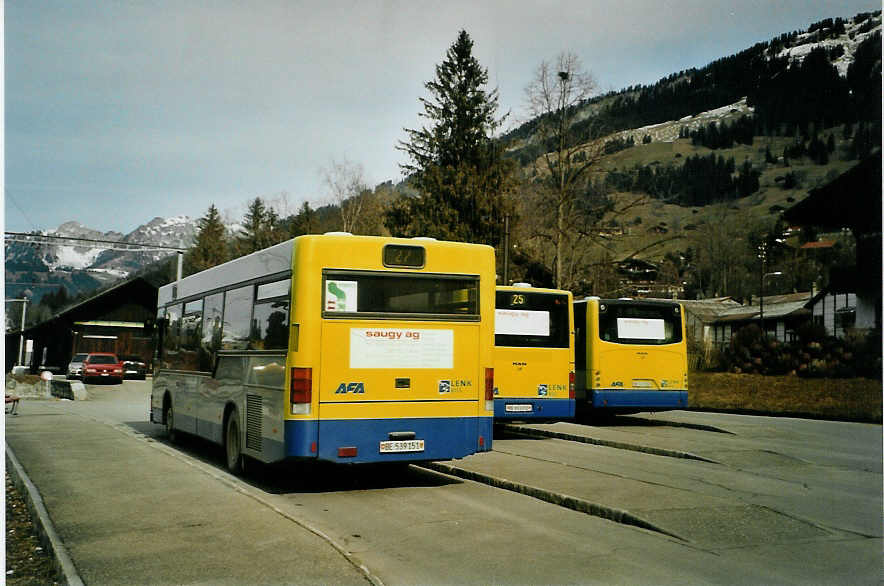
[759,271,783,335]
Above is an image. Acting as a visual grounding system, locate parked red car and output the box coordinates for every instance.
[82,353,124,384]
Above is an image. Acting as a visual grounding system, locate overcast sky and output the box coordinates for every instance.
[4,0,879,235]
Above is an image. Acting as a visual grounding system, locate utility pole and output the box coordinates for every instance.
[503,214,510,285]
[6,298,30,366]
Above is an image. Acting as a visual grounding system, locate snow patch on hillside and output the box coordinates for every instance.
[611,97,753,144]
[775,14,881,76]
[86,268,130,279]
[47,246,106,271]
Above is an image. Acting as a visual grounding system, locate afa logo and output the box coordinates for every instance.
[335,382,365,394]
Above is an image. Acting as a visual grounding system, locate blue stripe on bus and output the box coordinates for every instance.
[494,398,575,420]
[284,416,494,463]
[590,390,688,409]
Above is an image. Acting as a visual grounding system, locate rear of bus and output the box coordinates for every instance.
[285,234,495,464]
[575,298,688,413]
[493,286,575,420]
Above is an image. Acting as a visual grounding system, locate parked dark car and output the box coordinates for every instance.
[66,353,89,379]
[82,353,124,384]
[119,355,148,380]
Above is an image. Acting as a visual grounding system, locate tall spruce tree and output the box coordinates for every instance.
[389,30,515,245]
[236,197,275,255]
[186,204,228,274]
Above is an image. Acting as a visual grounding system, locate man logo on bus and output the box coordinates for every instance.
[335,382,365,394]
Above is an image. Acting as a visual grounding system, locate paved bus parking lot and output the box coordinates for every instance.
[6,380,882,585]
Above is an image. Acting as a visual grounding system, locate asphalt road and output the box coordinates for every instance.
[6,380,882,585]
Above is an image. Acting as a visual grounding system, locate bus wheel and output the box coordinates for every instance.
[164,402,177,443]
[225,410,243,475]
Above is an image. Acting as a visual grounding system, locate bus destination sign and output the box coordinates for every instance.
[383,244,425,268]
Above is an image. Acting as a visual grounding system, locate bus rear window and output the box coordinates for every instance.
[323,270,478,319]
[598,302,682,345]
[495,291,569,348]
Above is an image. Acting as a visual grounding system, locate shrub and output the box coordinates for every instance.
[720,323,882,379]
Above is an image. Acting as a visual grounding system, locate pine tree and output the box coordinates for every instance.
[185,204,228,275]
[390,30,515,245]
[289,201,317,236]
[236,197,274,255]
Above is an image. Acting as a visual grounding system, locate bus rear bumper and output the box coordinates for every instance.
[284,416,493,464]
[590,390,687,410]
[494,398,575,420]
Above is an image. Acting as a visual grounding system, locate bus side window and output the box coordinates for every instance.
[200,293,224,372]
[162,304,183,369]
[251,279,291,350]
[179,299,203,371]
[222,286,252,350]
[154,307,166,363]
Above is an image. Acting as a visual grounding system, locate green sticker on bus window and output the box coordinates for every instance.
[326,280,358,312]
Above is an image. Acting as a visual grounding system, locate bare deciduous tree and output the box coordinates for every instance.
[524,52,605,288]
[322,158,370,233]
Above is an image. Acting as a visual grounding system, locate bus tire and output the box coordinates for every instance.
[225,409,243,475]
[164,401,177,443]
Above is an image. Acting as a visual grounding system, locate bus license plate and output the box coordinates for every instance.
[506,404,533,413]
[379,440,425,453]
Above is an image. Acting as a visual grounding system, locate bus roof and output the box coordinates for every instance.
[574,297,682,307]
[158,234,495,306]
[497,285,572,297]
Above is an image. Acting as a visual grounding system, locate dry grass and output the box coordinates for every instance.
[689,371,882,423]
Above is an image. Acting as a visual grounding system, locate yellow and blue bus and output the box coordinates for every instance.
[574,297,687,414]
[493,285,575,420]
[150,233,495,471]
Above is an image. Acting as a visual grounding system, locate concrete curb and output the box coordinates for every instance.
[50,379,88,401]
[502,424,721,464]
[6,447,84,586]
[420,461,686,541]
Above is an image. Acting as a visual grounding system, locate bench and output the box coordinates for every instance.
[5,394,20,415]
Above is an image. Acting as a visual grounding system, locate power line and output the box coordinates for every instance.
[4,193,39,233]
[4,232,187,253]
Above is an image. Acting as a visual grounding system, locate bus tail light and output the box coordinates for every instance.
[484,367,494,412]
[290,367,312,414]
[337,446,357,458]
[569,371,576,399]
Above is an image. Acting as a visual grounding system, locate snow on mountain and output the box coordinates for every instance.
[42,221,125,271]
[6,216,201,298]
[128,216,196,248]
[608,97,754,145]
[775,13,881,76]
[578,13,881,149]
[48,245,107,271]
[88,216,198,274]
